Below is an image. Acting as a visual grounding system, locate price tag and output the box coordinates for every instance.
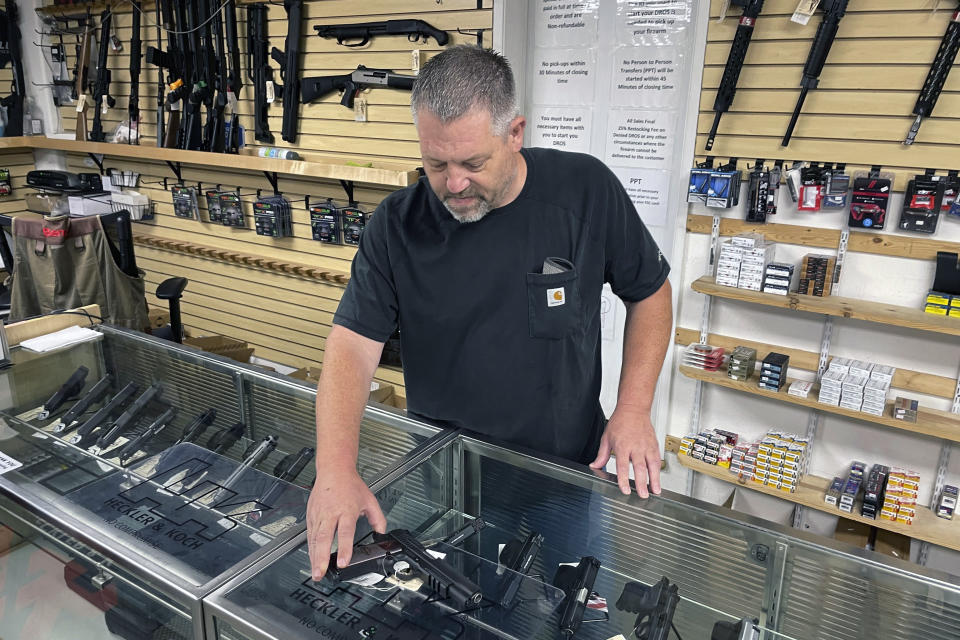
[792,0,820,25]
[226,90,239,112]
[75,94,87,113]
[0,451,22,475]
[412,49,422,74]
[266,80,276,104]
[354,98,367,122]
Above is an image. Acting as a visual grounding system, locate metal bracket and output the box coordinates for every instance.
[166,161,182,184]
[456,27,487,47]
[87,153,104,175]
[919,373,960,565]
[339,179,355,206]
[760,541,789,632]
[263,171,279,196]
[832,229,849,286]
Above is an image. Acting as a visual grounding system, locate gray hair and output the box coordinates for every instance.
[411,45,518,136]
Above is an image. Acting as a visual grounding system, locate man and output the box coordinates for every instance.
[307,46,672,580]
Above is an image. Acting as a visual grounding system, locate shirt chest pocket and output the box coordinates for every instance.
[526,259,582,339]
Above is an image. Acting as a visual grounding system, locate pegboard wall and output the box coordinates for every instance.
[34,0,494,393]
[698,0,960,189]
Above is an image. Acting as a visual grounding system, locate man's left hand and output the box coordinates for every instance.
[589,408,662,498]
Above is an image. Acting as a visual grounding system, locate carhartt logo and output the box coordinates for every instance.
[42,227,66,238]
[547,287,565,307]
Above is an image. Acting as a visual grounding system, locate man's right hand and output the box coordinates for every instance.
[306,467,387,581]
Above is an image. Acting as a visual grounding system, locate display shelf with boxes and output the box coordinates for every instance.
[0,326,441,640]
[665,436,960,553]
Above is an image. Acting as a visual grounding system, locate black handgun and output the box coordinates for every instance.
[38,366,89,420]
[301,65,416,108]
[53,374,113,434]
[617,577,679,640]
[442,518,485,547]
[314,19,448,48]
[95,383,163,451]
[69,382,139,447]
[207,421,246,455]
[497,531,543,608]
[116,406,178,466]
[173,408,217,445]
[247,445,315,524]
[554,556,601,637]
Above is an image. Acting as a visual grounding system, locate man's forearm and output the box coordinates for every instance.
[616,280,673,413]
[315,325,386,473]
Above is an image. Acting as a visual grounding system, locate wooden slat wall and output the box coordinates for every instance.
[699,0,960,188]
[44,0,495,394]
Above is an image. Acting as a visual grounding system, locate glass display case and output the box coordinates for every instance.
[0,326,441,640]
[206,433,960,640]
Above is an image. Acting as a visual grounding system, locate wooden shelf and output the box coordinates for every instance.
[693,276,960,337]
[29,138,421,187]
[664,436,960,553]
[679,365,960,444]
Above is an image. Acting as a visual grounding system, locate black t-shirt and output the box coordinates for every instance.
[334,147,669,462]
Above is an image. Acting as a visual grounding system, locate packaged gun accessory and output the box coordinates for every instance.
[254,194,292,238]
[687,165,713,205]
[341,205,368,245]
[218,191,246,228]
[746,162,770,223]
[205,189,224,223]
[172,185,199,219]
[785,162,803,203]
[310,199,341,244]
[0,169,11,196]
[849,171,891,229]
[822,166,850,209]
[797,164,823,212]
[899,173,945,234]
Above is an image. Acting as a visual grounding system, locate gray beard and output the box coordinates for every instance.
[444,198,491,224]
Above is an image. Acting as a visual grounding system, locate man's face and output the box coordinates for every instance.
[417,107,526,223]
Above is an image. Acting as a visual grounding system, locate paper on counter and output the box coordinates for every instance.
[20,325,102,353]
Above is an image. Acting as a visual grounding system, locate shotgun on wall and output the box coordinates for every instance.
[301,65,417,108]
[705,0,764,152]
[781,0,849,146]
[315,19,449,47]
[905,5,960,145]
[246,3,274,144]
[0,0,25,137]
[270,0,304,143]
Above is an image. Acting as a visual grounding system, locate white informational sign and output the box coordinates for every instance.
[532,48,597,105]
[611,167,670,227]
[534,0,600,47]
[610,47,683,108]
[615,0,693,46]
[529,107,592,153]
[605,110,676,170]
[0,450,21,475]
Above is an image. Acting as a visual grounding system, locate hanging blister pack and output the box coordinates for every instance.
[822,165,850,209]
[218,191,246,227]
[341,205,368,245]
[0,169,11,196]
[746,161,771,223]
[939,171,960,219]
[797,164,823,212]
[784,162,803,203]
[900,172,945,234]
[205,189,224,223]
[687,162,714,205]
[706,159,741,209]
[849,169,892,230]
[172,185,199,219]
[767,161,782,217]
[254,194,293,238]
[310,199,341,244]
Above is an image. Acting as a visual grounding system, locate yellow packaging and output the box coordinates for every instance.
[718,459,731,469]
[896,514,914,526]
[925,304,949,316]
[927,292,952,306]
[766,479,781,489]
[880,508,899,521]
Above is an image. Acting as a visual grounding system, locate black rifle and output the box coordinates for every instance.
[181,1,205,150]
[301,65,417,108]
[705,0,764,151]
[207,0,228,153]
[905,5,960,145]
[0,0,25,137]
[128,1,142,142]
[153,0,164,146]
[315,19,448,47]
[90,9,116,142]
[224,0,242,152]
[53,374,114,434]
[146,0,181,147]
[781,0,849,146]
[269,0,304,143]
[197,0,218,151]
[246,4,274,143]
[37,366,89,420]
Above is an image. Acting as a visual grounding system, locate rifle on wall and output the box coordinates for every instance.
[302,65,416,108]
[207,0,228,153]
[128,1,142,143]
[781,0,849,146]
[0,0,25,137]
[270,0,304,143]
[905,5,960,145]
[73,17,92,141]
[705,0,764,152]
[90,9,116,142]
[314,19,449,47]
[247,3,274,144]
[224,0,242,152]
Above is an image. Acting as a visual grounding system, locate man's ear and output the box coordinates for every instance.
[507,116,526,151]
